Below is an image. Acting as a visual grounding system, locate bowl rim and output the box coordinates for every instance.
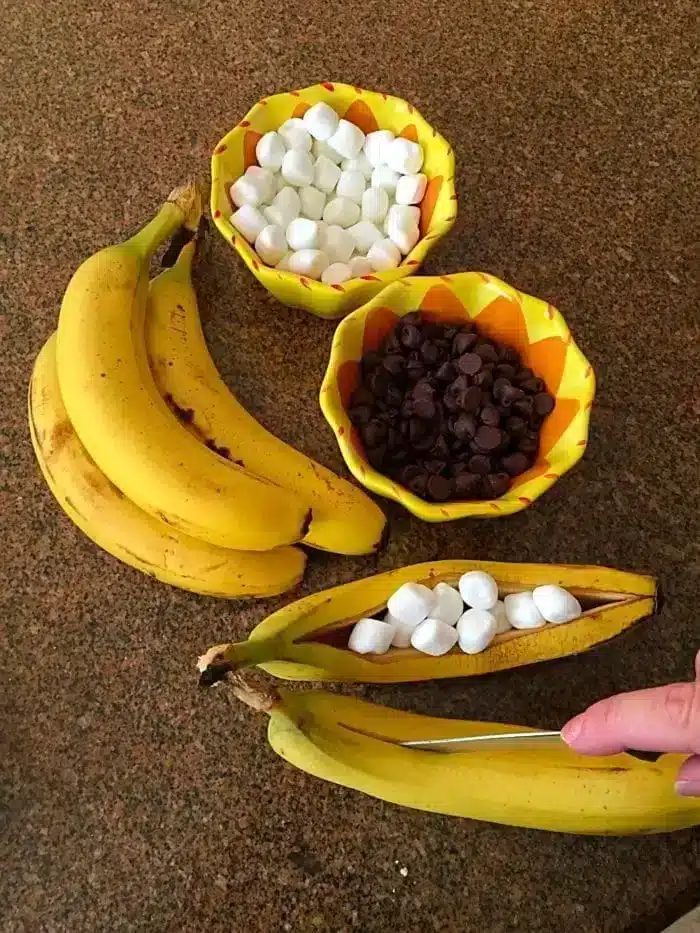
[320,272,596,521]
[210,81,457,300]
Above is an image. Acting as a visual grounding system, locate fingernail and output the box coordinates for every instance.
[676,780,700,797]
[561,716,583,745]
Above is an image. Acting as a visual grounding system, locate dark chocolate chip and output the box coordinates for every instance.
[361,350,382,372]
[480,405,501,426]
[472,369,494,389]
[457,352,482,376]
[513,396,534,417]
[426,474,453,501]
[408,471,429,497]
[351,385,374,407]
[468,454,492,474]
[475,343,499,363]
[424,459,447,475]
[519,378,542,394]
[408,417,427,443]
[495,363,517,380]
[398,464,423,486]
[455,471,482,498]
[401,398,415,418]
[400,324,422,349]
[493,377,511,400]
[421,341,441,364]
[429,435,450,459]
[501,346,520,364]
[349,405,373,426]
[453,412,477,440]
[514,368,534,384]
[369,369,390,397]
[499,384,526,406]
[367,444,387,470]
[474,425,503,451]
[384,331,401,353]
[443,392,460,412]
[362,420,387,448]
[405,358,425,381]
[533,392,556,416]
[382,354,404,376]
[460,385,482,412]
[501,452,531,476]
[436,361,456,382]
[484,472,511,498]
[505,415,528,438]
[453,331,478,356]
[518,434,539,455]
[402,311,423,326]
[414,397,436,420]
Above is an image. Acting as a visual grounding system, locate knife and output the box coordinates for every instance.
[400,730,661,762]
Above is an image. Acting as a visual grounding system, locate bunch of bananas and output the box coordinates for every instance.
[29,183,386,598]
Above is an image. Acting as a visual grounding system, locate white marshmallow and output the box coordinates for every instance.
[230,204,266,243]
[504,591,546,630]
[370,165,400,194]
[341,153,373,178]
[281,149,314,187]
[395,172,428,205]
[348,617,395,655]
[313,138,343,164]
[385,137,424,175]
[245,166,276,203]
[347,220,383,255]
[458,571,499,610]
[387,611,418,648]
[532,586,582,624]
[275,173,287,194]
[367,237,401,271]
[361,187,390,224]
[457,609,497,654]
[321,262,352,285]
[387,582,436,627]
[336,170,366,203]
[255,131,286,171]
[327,119,365,159]
[302,101,340,141]
[278,117,312,151]
[276,252,293,271]
[431,583,464,626]
[323,196,361,228]
[387,203,420,228]
[299,185,326,221]
[321,225,354,263]
[492,600,512,635]
[313,155,342,193]
[386,207,420,255]
[348,255,374,277]
[254,224,287,266]
[287,249,329,280]
[411,617,459,656]
[263,186,301,229]
[364,129,395,167]
[286,217,319,251]
[230,174,267,208]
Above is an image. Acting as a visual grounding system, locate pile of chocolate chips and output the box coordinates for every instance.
[348,312,555,502]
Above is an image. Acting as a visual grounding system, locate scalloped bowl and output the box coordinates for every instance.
[320,273,595,520]
[210,82,456,320]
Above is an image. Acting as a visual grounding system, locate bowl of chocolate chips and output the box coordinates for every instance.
[320,272,595,520]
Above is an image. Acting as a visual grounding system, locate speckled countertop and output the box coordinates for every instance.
[2,1,699,931]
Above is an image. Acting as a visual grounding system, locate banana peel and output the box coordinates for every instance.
[199,560,659,684]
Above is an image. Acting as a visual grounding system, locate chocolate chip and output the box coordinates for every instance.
[398,464,423,485]
[480,405,501,426]
[426,474,453,501]
[384,331,401,353]
[514,368,533,384]
[474,425,503,451]
[493,377,511,401]
[401,398,415,418]
[453,412,477,440]
[436,361,456,382]
[457,352,482,376]
[501,346,520,364]
[409,417,428,443]
[412,378,435,399]
[349,405,372,426]
[495,363,517,380]
[408,471,429,496]
[501,452,531,476]
[468,454,492,474]
[424,459,447,475]
[484,472,511,498]
[430,435,450,459]
[361,350,382,372]
[402,311,423,326]
[460,385,482,412]
[513,397,534,418]
[505,415,528,438]
[400,324,422,349]
[455,472,482,498]
[405,358,425,381]
[499,384,525,406]
[383,354,404,376]
[421,341,440,364]
[369,368,390,397]
[414,397,436,420]
[533,392,555,416]
[476,343,499,363]
[472,369,494,389]
[518,434,539,455]
[443,392,459,413]
[519,378,542,394]
[367,444,387,470]
[362,420,387,448]
[351,385,375,407]
[453,331,478,356]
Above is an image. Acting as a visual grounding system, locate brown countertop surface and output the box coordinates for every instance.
[2,1,698,931]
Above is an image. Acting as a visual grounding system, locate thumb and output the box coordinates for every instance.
[676,755,700,797]
[561,680,700,756]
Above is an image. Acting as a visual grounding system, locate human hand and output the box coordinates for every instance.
[561,650,700,796]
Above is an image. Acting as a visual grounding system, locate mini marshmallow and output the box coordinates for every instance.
[370,165,400,194]
[386,210,420,255]
[387,582,436,627]
[255,131,286,171]
[347,220,383,255]
[302,101,340,141]
[361,186,390,224]
[341,153,373,178]
[263,186,301,229]
[348,255,374,277]
[385,137,424,175]
[504,591,546,630]
[254,224,287,266]
[313,138,343,164]
[411,617,459,656]
[230,204,266,243]
[276,252,293,271]
[275,173,287,194]
[387,611,418,648]
[457,609,497,654]
[458,571,499,610]
[313,155,342,194]
[299,185,326,221]
[348,617,395,655]
[287,249,329,280]
[321,225,354,263]
[364,129,395,167]
[321,262,352,285]
[532,586,582,624]
[492,600,512,635]
[367,237,401,271]
[395,172,428,205]
[286,217,319,251]
[431,583,464,626]
[387,203,421,228]
[336,170,366,203]
[230,174,267,208]
[278,117,312,151]
[323,196,360,228]
[281,149,314,187]
[328,119,365,159]
[245,166,276,203]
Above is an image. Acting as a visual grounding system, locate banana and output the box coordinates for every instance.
[29,335,306,598]
[198,560,659,683]
[56,184,311,551]
[144,239,386,556]
[224,677,700,835]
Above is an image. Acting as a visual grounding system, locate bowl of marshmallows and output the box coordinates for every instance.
[211,82,456,319]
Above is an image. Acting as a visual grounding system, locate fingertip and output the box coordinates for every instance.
[561,715,583,747]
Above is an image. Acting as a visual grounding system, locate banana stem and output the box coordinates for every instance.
[228,672,280,713]
[130,182,201,260]
[197,638,278,687]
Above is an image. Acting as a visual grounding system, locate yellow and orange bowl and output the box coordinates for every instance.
[320,273,595,520]
[210,82,456,320]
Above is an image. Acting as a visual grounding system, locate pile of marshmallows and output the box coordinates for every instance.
[229,101,428,284]
[348,571,583,657]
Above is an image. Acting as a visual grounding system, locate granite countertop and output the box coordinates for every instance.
[2,1,698,931]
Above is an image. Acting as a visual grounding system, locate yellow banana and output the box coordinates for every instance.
[56,184,311,551]
[144,240,386,556]
[224,679,700,835]
[29,335,306,598]
[199,560,659,683]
